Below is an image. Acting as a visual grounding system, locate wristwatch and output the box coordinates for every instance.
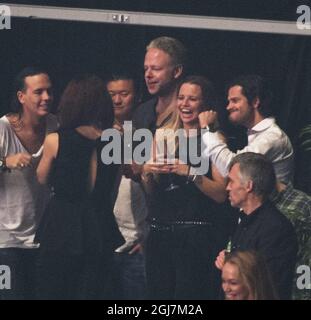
[188,173,202,184]
[0,157,10,172]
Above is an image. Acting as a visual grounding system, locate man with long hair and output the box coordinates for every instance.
[0,67,58,299]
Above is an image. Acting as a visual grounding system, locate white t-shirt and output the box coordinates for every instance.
[0,114,58,248]
[113,176,148,253]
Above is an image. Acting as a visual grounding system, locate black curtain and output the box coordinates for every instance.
[278,37,311,193]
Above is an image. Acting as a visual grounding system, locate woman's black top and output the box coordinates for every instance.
[35,129,123,255]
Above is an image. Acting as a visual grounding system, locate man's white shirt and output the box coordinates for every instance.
[202,117,294,183]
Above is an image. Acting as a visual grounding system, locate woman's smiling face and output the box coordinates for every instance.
[177,83,203,127]
[222,262,250,300]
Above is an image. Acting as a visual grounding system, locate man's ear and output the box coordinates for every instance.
[17,91,25,104]
[173,65,183,79]
[252,97,260,109]
[246,180,254,193]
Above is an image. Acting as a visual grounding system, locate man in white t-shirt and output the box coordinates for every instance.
[107,72,148,300]
[199,75,294,184]
[0,67,58,299]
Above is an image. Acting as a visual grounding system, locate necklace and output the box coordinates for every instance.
[8,114,25,132]
[8,113,47,139]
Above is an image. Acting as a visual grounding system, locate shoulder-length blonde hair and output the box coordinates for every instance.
[224,250,279,300]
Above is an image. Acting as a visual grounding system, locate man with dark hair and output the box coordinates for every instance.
[106,73,148,300]
[133,36,186,133]
[107,72,140,128]
[0,67,58,299]
[226,74,273,118]
[215,152,297,299]
[199,74,294,184]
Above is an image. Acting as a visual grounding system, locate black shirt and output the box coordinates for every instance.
[132,97,158,133]
[232,201,298,299]
[146,134,232,227]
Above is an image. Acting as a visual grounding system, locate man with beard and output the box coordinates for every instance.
[199,75,294,184]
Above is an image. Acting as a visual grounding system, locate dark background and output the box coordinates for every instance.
[0,1,310,192]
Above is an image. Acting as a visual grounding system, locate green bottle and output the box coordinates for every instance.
[225,239,232,254]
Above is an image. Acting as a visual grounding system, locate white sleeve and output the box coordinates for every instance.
[202,129,287,177]
[0,120,8,158]
[202,131,235,177]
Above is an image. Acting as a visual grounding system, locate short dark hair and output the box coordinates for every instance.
[11,66,50,113]
[105,72,141,103]
[58,74,113,130]
[106,72,137,91]
[227,75,273,117]
[178,75,219,111]
[229,152,276,200]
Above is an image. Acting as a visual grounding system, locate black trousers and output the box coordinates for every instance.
[36,251,113,300]
[145,225,226,300]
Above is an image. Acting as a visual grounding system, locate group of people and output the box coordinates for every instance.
[0,35,310,300]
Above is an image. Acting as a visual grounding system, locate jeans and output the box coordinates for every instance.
[112,251,146,300]
[0,248,38,300]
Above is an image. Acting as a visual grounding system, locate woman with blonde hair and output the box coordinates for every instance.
[222,250,279,300]
[142,75,234,299]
